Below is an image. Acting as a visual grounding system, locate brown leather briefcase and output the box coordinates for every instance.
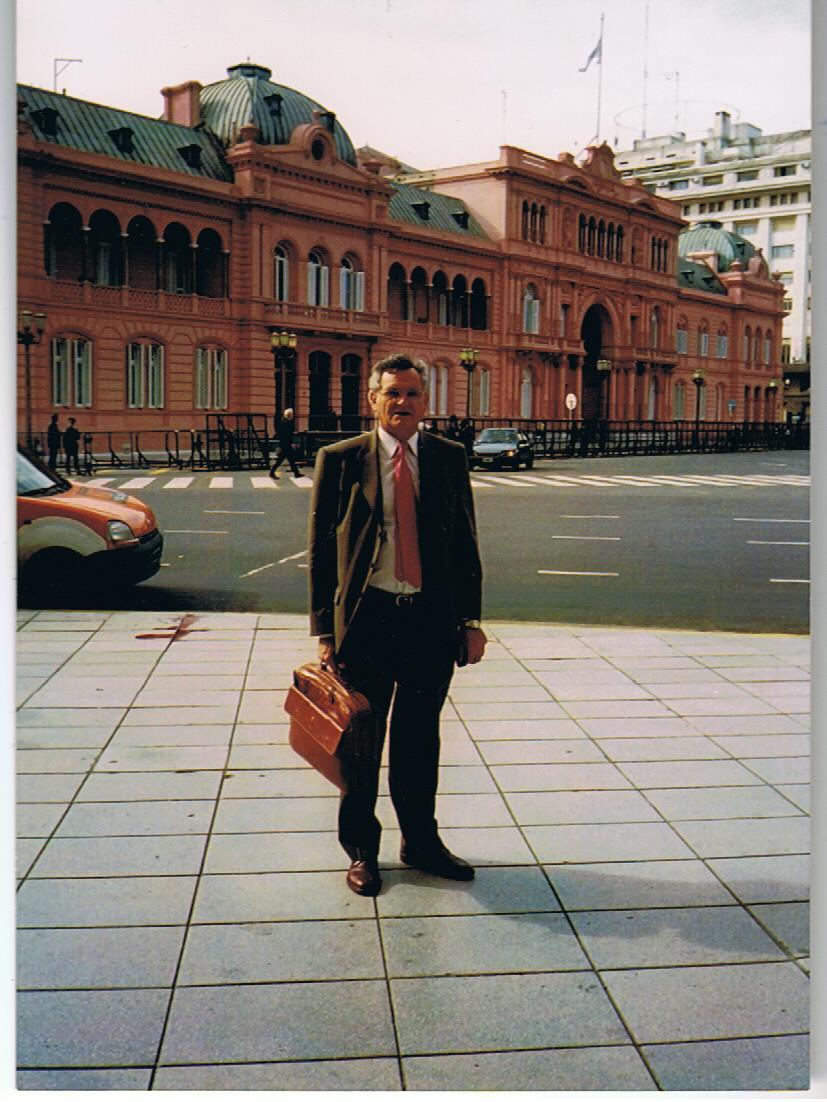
[284,663,372,790]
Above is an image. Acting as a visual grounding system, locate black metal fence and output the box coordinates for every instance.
[21,416,809,473]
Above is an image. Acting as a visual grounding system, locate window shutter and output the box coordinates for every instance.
[339,266,348,308]
[74,340,91,407]
[531,298,540,334]
[355,271,365,311]
[320,265,329,307]
[51,338,67,405]
[306,261,315,304]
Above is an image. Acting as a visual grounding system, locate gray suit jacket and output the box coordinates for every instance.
[308,429,482,656]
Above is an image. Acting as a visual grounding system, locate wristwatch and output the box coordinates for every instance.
[461,619,482,630]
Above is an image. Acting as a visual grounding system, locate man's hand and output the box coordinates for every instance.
[317,635,338,670]
[463,626,487,665]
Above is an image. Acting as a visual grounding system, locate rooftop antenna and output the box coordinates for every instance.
[53,57,82,93]
[502,90,507,145]
[641,0,649,138]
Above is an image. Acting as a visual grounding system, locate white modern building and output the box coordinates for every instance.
[615,112,810,416]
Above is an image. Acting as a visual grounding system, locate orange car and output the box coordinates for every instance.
[17,446,163,593]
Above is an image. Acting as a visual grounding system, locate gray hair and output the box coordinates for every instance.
[368,353,429,393]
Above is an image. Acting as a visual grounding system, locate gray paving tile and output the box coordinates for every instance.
[381,825,535,867]
[642,681,756,700]
[610,656,704,671]
[722,666,809,682]
[707,855,810,903]
[16,749,98,774]
[17,875,198,927]
[477,739,606,764]
[403,1045,654,1090]
[25,676,147,709]
[17,1069,153,1090]
[231,722,290,744]
[18,839,46,879]
[382,912,588,976]
[709,733,810,758]
[636,667,729,684]
[377,865,560,917]
[662,696,780,716]
[536,680,653,702]
[120,705,237,726]
[595,736,728,761]
[213,796,337,833]
[227,744,304,769]
[160,980,395,1063]
[576,717,697,738]
[153,1058,402,1091]
[95,745,228,772]
[203,830,344,873]
[77,770,222,801]
[177,919,384,984]
[449,683,552,701]
[526,822,694,863]
[602,962,809,1043]
[391,972,628,1055]
[429,792,514,828]
[28,835,207,878]
[56,800,214,837]
[220,767,334,798]
[616,759,760,788]
[17,727,115,750]
[193,871,375,922]
[491,762,631,792]
[777,784,810,812]
[547,859,735,910]
[17,926,185,988]
[642,785,805,820]
[570,906,785,968]
[685,714,807,735]
[561,700,673,719]
[455,701,569,720]
[17,706,125,730]
[741,757,810,784]
[671,816,810,858]
[17,988,169,1067]
[17,804,66,838]
[749,901,809,956]
[641,1034,809,1091]
[465,718,584,740]
[109,724,233,747]
[506,789,661,825]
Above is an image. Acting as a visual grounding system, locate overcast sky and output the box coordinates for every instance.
[15,0,810,169]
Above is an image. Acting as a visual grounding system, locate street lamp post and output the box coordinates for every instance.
[270,330,297,432]
[692,369,705,448]
[459,347,478,419]
[596,358,612,420]
[18,309,47,450]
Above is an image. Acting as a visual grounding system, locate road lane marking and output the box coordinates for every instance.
[240,549,307,578]
[538,570,619,577]
[733,518,810,524]
[162,477,194,488]
[85,477,115,487]
[293,476,314,487]
[470,479,493,488]
[209,476,234,489]
[552,535,621,541]
[165,529,228,535]
[574,476,624,485]
[747,540,810,546]
[205,509,266,515]
[560,515,620,519]
[250,476,278,489]
[769,578,810,584]
[473,474,538,487]
[119,477,156,489]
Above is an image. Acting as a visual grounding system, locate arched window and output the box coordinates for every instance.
[578,214,587,253]
[432,270,449,325]
[521,201,530,240]
[673,380,686,420]
[764,334,772,365]
[195,345,228,410]
[126,340,164,408]
[743,385,751,421]
[529,203,538,242]
[607,223,616,261]
[340,353,361,431]
[587,217,596,255]
[125,215,157,291]
[45,203,84,282]
[196,228,225,298]
[89,209,122,287]
[715,382,726,421]
[51,335,92,408]
[539,206,547,244]
[597,220,606,258]
[742,326,751,362]
[699,325,709,358]
[696,379,707,421]
[162,222,192,294]
[428,364,449,416]
[647,375,658,420]
[523,285,540,334]
[307,250,330,306]
[451,274,468,328]
[753,328,762,363]
[411,267,429,323]
[650,307,660,349]
[753,384,762,420]
[520,366,533,418]
[651,237,658,269]
[469,278,488,331]
[274,245,290,302]
[339,255,364,311]
[676,320,688,354]
[662,240,669,273]
[716,327,728,359]
[616,226,624,262]
[477,366,491,415]
[388,262,408,320]
[308,350,332,428]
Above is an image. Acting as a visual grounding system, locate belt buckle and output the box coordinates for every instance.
[394,592,415,607]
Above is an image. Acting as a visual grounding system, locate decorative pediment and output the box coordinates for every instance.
[579,142,621,180]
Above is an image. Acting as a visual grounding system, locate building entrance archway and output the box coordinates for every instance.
[580,304,614,419]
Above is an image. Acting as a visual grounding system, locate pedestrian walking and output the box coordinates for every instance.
[63,417,81,475]
[459,417,475,460]
[269,408,301,479]
[309,353,486,897]
[445,413,460,441]
[46,413,61,469]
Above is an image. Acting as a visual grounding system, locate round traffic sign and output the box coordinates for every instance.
[565,393,578,411]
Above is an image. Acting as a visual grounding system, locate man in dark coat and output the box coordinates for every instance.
[46,414,61,469]
[63,417,80,475]
[269,408,301,479]
[308,353,486,896]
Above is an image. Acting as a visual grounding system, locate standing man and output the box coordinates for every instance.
[63,417,80,476]
[46,413,61,469]
[269,408,301,480]
[308,354,486,896]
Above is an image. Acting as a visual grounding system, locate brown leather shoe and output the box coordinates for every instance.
[400,838,475,881]
[346,857,381,896]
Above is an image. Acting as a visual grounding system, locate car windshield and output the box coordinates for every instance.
[17,449,68,496]
[476,429,518,443]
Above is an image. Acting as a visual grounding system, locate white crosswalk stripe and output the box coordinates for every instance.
[162,476,194,488]
[209,476,234,489]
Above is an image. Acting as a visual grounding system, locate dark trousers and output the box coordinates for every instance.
[270,442,300,477]
[47,446,59,469]
[336,587,455,860]
[65,448,80,474]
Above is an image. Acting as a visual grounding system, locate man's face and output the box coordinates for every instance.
[368,368,428,442]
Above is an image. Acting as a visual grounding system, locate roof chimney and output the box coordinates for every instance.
[714,110,731,144]
[161,81,202,128]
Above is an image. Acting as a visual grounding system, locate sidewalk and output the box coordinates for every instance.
[16,610,810,1091]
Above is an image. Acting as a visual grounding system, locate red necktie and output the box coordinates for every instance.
[393,442,422,588]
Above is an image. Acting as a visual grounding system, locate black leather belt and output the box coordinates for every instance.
[365,587,423,608]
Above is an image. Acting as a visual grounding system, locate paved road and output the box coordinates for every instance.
[33,451,810,633]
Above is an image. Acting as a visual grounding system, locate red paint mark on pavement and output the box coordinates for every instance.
[136,613,209,642]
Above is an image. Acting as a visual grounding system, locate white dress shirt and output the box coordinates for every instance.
[369,425,421,594]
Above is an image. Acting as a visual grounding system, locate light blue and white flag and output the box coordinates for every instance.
[579,34,602,72]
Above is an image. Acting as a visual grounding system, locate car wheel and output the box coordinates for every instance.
[511,458,520,471]
[525,454,534,470]
[20,548,86,605]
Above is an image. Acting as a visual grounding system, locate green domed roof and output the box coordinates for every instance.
[678,220,758,271]
[200,63,357,166]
